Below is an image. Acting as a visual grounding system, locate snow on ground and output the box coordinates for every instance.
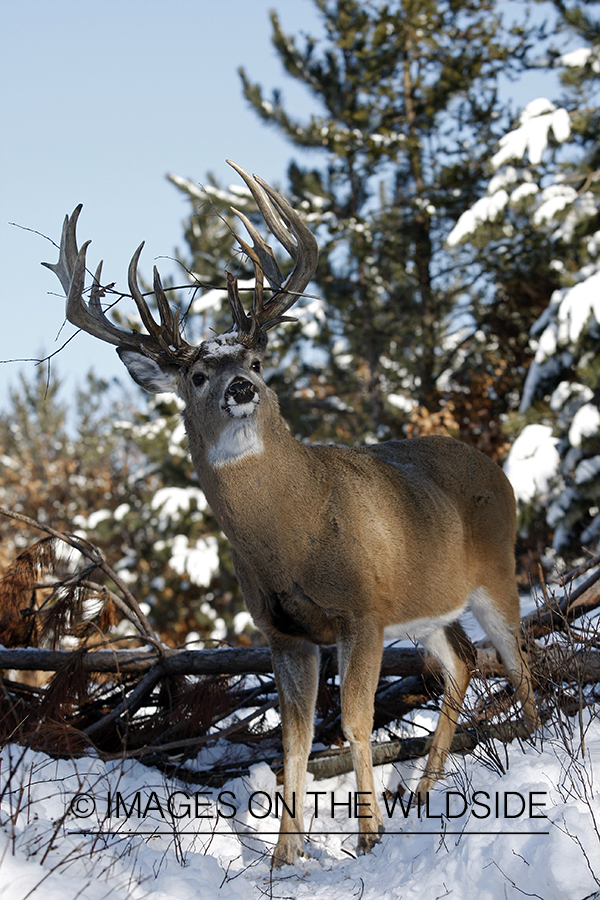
[1,704,599,900]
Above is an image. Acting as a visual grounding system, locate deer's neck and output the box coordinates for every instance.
[187,410,325,565]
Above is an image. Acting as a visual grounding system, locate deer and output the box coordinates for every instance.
[43,160,538,866]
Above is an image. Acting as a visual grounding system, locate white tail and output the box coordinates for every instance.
[44,162,538,866]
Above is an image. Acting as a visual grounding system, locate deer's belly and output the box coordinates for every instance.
[384,605,466,643]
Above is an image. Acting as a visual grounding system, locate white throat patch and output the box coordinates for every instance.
[207,419,264,468]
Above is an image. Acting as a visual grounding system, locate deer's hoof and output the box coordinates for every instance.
[271,835,304,868]
[356,824,385,856]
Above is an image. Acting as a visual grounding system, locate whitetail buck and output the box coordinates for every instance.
[44,161,538,866]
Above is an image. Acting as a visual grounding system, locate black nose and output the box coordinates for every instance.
[225,378,256,405]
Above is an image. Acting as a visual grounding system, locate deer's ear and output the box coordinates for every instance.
[117,348,180,394]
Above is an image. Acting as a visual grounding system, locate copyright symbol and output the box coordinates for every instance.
[70,793,96,818]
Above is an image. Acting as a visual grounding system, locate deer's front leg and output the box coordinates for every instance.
[338,626,385,855]
[270,637,319,868]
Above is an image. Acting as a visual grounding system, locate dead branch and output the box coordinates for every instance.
[522,566,600,638]
[555,552,600,587]
[82,663,166,738]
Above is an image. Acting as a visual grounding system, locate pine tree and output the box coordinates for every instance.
[448,1,600,563]
[234,0,532,450]
[0,369,141,577]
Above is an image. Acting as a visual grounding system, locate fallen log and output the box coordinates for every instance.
[0,644,435,677]
[0,643,598,684]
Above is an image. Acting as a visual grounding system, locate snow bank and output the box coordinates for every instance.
[1,703,599,900]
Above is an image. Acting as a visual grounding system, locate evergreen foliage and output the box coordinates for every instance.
[449,1,600,563]
[0,369,138,570]
[0,370,247,646]
[235,0,535,452]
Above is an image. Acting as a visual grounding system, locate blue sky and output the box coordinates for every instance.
[0,0,323,404]
[1,0,560,409]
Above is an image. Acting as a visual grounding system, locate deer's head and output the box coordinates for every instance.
[43,162,318,465]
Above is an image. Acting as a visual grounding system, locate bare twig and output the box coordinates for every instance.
[101,697,279,761]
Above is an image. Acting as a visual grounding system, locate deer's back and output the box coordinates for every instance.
[364,434,515,521]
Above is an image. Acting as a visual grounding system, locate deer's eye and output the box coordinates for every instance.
[251,359,261,373]
[192,372,207,387]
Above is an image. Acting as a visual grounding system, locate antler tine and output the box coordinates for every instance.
[41,204,83,295]
[128,247,198,359]
[227,272,251,334]
[153,267,177,342]
[128,244,165,341]
[127,249,197,360]
[230,207,285,292]
[153,267,189,352]
[45,227,139,349]
[226,161,319,336]
[227,160,297,258]
[253,174,319,307]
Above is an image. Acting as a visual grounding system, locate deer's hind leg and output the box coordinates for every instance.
[270,636,319,868]
[468,587,538,733]
[416,622,475,799]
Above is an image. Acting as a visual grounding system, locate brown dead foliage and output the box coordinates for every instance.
[0,537,119,652]
[0,538,57,647]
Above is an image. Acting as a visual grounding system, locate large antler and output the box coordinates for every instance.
[42,205,198,365]
[43,165,318,359]
[225,161,319,349]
